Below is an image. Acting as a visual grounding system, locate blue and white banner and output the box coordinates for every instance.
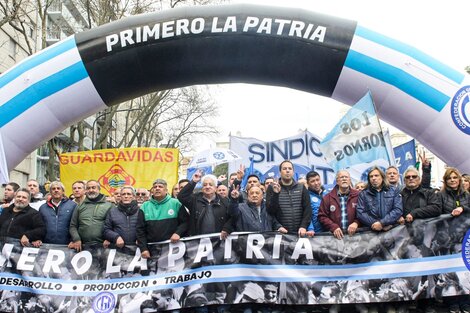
[229,131,335,185]
[393,139,417,178]
[0,214,469,312]
[320,92,392,181]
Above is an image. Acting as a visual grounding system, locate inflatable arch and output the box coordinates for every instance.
[1,4,469,175]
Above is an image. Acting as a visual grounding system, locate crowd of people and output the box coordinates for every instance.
[0,158,469,313]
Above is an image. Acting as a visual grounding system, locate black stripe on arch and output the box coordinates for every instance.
[75,4,357,106]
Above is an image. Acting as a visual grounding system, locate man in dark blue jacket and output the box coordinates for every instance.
[103,186,142,248]
[230,184,287,233]
[357,166,402,231]
[38,181,76,245]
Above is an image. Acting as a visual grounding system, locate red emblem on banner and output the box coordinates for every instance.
[98,164,136,195]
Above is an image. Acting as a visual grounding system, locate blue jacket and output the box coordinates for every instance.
[356,186,402,228]
[230,200,282,232]
[104,201,142,245]
[39,198,77,244]
[307,188,327,232]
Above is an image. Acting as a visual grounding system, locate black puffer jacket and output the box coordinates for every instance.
[178,181,233,236]
[103,200,142,245]
[439,188,470,214]
[266,182,311,234]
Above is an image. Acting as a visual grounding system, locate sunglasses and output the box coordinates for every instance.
[404,175,418,180]
[136,192,146,196]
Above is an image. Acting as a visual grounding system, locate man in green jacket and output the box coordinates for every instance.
[68,180,114,251]
[137,178,189,259]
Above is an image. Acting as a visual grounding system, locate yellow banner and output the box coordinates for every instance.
[60,148,179,196]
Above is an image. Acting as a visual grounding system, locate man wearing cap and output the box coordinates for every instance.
[136,179,189,259]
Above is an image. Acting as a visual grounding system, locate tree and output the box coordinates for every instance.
[2,0,222,181]
[111,86,219,152]
[0,0,25,28]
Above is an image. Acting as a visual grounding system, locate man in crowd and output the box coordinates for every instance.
[2,182,20,210]
[106,188,122,204]
[228,172,238,189]
[305,171,327,236]
[69,180,114,251]
[137,179,188,259]
[178,171,232,238]
[27,179,45,210]
[104,186,142,248]
[216,184,229,199]
[386,166,401,189]
[318,170,360,239]
[0,188,45,246]
[266,160,311,236]
[71,180,86,205]
[357,166,402,231]
[230,184,287,233]
[38,181,77,245]
[136,187,150,207]
[178,179,190,191]
[399,167,441,225]
[264,177,275,189]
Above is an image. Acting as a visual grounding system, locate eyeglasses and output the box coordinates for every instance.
[404,175,418,180]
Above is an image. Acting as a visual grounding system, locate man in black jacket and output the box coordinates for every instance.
[399,167,441,224]
[104,186,142,248]
[178,170,232,238]
[266,160,312,236]
[0,188,46,246]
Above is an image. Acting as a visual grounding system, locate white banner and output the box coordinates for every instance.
[229,131,335,185]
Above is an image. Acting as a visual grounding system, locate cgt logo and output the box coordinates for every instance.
[98,164,136,195]
[451,85,470,135]
[93,292,116,313]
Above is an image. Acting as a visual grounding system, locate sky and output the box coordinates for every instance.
[197,0,470,148]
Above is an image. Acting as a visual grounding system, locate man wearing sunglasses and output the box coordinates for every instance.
[398,167,441,225]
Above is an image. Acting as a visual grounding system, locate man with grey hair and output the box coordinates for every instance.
[38,181,77,245]
[69,180,114,251]
[135,187,150,207]
[178,170,232,238]
[137,179,188,259]
[318,170,360,239]
[398,166,441,224]
[104,186,143,249]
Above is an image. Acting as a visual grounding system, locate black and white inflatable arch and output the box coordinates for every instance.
[1,4,469,179]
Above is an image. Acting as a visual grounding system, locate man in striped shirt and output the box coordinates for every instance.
[318,170,360,239]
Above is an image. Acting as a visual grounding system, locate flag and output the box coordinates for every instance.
[393,139,416,177]
[186,166,212,189]
[319,91,392,181]
[60,148,178,195]
[241,156,254,190]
